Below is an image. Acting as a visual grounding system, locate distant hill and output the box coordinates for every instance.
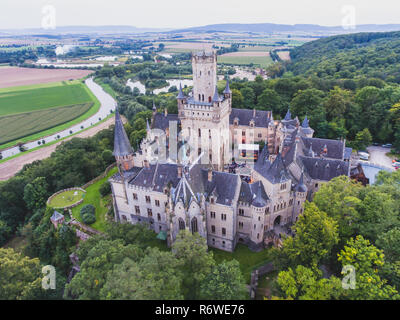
[0,25,172,35]
[286,31,400,83]
[170,23,400,35]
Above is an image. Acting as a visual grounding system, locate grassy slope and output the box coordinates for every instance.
[71,167,118,232]
[0,81,100,149]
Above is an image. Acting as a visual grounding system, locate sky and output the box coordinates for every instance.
[1,0,400,30]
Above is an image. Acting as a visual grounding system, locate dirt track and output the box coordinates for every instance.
[0,116,119,181]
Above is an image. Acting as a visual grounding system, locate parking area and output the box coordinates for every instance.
[366,146,395,169]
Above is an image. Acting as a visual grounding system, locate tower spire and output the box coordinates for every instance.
[113,108,134,171]
[284,108,292,121]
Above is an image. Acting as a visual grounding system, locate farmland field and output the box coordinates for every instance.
[0,66,93,88]
[0,81,92,116]
[0,80,97,147]
[0,103,92,145]
[218,52,273,68]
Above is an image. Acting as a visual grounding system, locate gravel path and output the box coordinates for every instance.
[366,146,394,169]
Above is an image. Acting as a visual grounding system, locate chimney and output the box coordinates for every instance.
[253,109,256,118]
[208,168,213,182]
[178,166,182,178]
[164,108,168,117]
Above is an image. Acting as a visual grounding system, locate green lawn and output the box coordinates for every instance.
[218,55,273,68]
[210,244,272,283]
[71,167,118,232]
[48,189,85,209]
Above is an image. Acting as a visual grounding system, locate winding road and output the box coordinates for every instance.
[0,78,118,181]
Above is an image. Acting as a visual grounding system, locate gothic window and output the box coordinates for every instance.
[199,94,201,101]
[157,213,161,222]
[133,193,138,200]
[178,218,185,231]
[211,225,216,233]
[208,96,212,103]
[222,241,226,248]
[258,134,262,138]
[221,214,227,221]
[198,128,201,138]
[210,212,216,219]
[147,209,153,217]
[198,148,202,156]
[145,196,151,204]
[155,200,160,207]
[222,228,226,236]
[239,209,244,216]
[135,206,140,214]
[191,217,198,234]
[122,215,127,222]
[239,222,243,229]
[202,94,204,102]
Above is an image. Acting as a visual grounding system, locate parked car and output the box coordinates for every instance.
[382,144,393,148]
[358,152,370,161]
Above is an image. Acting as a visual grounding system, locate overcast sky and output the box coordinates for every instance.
[1,0,400,29]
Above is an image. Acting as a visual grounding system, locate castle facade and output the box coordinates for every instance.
[109,52,352,252]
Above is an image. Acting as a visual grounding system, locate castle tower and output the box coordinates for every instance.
[178,52,232,171]
[192,51,217,103]
[113,109,134,171]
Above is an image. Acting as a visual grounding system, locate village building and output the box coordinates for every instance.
[109,51,351,252]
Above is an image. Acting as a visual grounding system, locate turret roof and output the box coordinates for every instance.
[113,109,134,157]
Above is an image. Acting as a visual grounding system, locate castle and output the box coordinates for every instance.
[109,51,352,252]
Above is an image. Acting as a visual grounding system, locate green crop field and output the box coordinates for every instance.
[218,55,273,68]
[0,81,92,116]
[0,80,98,148]
[0,103,92,145]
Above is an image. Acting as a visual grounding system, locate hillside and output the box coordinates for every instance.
[287,31,400,83]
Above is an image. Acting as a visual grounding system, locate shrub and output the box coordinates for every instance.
[99,181,111,197]
[80,204,96,225]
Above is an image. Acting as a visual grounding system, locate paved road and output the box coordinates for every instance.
[366,146,394,169]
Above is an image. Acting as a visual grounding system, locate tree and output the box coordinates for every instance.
[172,231,215,299]
[354,128,372,150]
[64,239,143,299]
[0,248,42,300]
[257,88,283,114]
[275,265,343,300]
[272,202,339,270]
[200,259,248,300]
[99,181,111,197]
[100,248,183,300]
[105,221,155,248]
[338,236,400,300]
[101,150,114,164]
[80,204,96,225]
[240,87,255,108]
[231,89,244,108]
[23,176,49,211]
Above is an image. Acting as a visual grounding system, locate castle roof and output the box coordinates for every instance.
[51,210,64,222]
[177,83,185,99]
[302,116,310,128]
[151,112,180,132]
[230,108,272,128]
[299,156,349,181]
[223,78,231,94]
[113,109,134,157]
[295,172,307,193]
[212,86,222,102]
[284,108,292,121]
[238,181,269,207]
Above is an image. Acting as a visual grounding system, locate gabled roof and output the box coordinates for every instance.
[230,108,272,128]
[151,112,180,132]
[295,172,307,193]
[301,137,345,160]
[238,181,269,207]
[113,109,134,157]
[299,156,349,181]
[302,116,309,128]
[51,210,64,222]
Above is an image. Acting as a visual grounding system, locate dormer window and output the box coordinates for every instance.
[234,118,239,126]
[250,120,255,128]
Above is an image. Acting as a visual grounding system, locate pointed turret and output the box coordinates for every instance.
[284,108,292,121]
[302,116,309,128]
[296,171,307,193]
[223,78,231,94]
[252,181,267,208]
[113,109,133,157]
[177,83,185,99]
[113,109,134,171]
[212,85,221,102]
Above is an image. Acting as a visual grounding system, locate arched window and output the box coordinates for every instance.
[178,218,185,231]
[198,128,201,137]
[191,217,198,234]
